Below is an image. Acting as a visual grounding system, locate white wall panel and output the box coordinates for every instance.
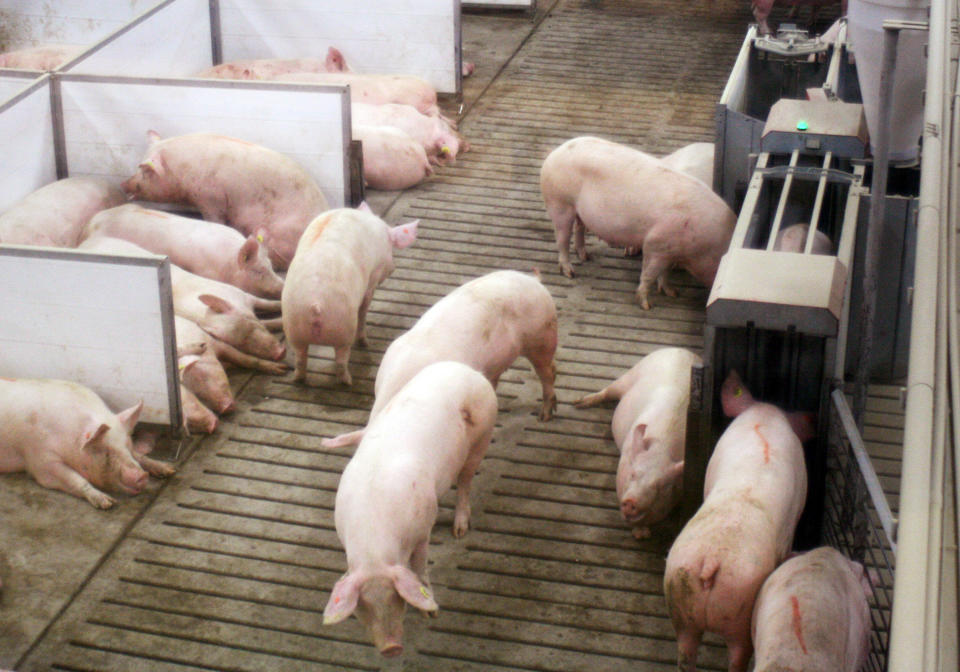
[0,73,36,103]
[0,79,56,213]
[0,246,178,425]
[219,0,460,94]
[59,76,350,208]
[464,0,534,6]
[65,0,212,77]
[0,0,161,52]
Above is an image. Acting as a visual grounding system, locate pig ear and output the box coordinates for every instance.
[786,411,817,443]
[115,400,144,434]
[356,201,373,214]
[720,370,754,418]
[198,294,235,315]
[238,235,260,266]
[326,46,347,72]
[323,572,363,625]
[139,155,165,178]
[81,421,111,452]
[669,460,684,479]
[391,566,438,613]
[179,354,201,373]
[388,220,419,249]
[146,129,162,145]
[626,423,651,453]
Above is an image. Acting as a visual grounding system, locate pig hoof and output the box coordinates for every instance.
[623,246,641,257]
[632,526,652,540]
[422,608,440,619]
[337,370,353,386]
[538,395,557,421]
[560,263,575,279]
[91,493,117,509]
[635,292,652,310]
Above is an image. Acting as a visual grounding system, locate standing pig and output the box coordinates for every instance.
[324,270,557,450]
[0,378,174,508]
[353,125,435,191]
[0,176,126,247]
[283,206,417,386]
[540,137,736,310]
[83,204,284,298]
[352,103,468,165]
[574,347,702,539]
[661,142,715,187]
[752,546,872,672]
[773,223,832,254]
[323,361,498,656]
[121,131,329,269]
[194,47,349,79]
[663,370,809,672]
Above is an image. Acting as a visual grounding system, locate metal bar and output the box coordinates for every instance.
[852,26,900,433]
[831,389,898,551]
[806,151,833,253]
[49,74,67,180]
[209,0,223,66]
[822,19,847,100]
[729,152,769,250]
[766,148,799,251]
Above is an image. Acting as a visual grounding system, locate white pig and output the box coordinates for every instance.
[352,102,468,165]
[194,47,350,79]
[175,315,288,376]
[121,131,329,270]
[282,206,418,386]
[773,223,832,255]
[78,237,285,362]
[353,125,435,191]
[0,44,82,70]
[752,546,872,672]
[660,142,714,187]
[540,136,736,310]
[0,176,126,247]
[83,204,284,298]
[324,270,557,450]
[574,347,702,539]
[323,361,498,657]
[275,72,447,120]
[179,384,218,435]
[178,349,235,415]
[0,378,174,508]
[663,370,810,672]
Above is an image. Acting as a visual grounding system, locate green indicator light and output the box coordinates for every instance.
[797,120,809,131]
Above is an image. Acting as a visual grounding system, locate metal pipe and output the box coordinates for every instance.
[852,26,899,433]
[886,0,946,667]
[766,149,799,251]
[806,151,833,253]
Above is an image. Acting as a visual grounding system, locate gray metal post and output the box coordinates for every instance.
[853,25,900,433]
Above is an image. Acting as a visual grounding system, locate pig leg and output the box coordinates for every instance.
[355,290,375,348]
[452,428,493,538]
[573,218,590,262]
[135,454,176,478]
[260,317,284,332]
[292,344,309,383]
[657,272,679,299]
[252,298,282,313]
[636,245,673,311]
[546,202,578,278]
[213,339,289,374]
[525,336,558,422]
[725,638,752,672]
[409,539,438,618]
[34,461,116,509]
[333,345,353,386]
[676,626,703,672]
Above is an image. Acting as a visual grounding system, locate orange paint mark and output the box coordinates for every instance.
[791,595,808,655]
[305,213,335,246]
[0,376,17,382]
[334,597,341,604]
[754,423,770,464]
[142,209,169,219]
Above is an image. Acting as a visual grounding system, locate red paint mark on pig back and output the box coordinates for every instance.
[791,595,809,654]
[754,423,770,463]
[305,213,334,246]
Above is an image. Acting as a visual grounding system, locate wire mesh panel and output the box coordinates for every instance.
[822,390,897,672]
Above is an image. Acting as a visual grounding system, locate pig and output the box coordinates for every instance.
[462,61,475,77]
[752,546,872,672]
[323,270,557,449]
[175,315,288,376]
[663,370,810,672]
[574,347,702,539]
[78,237,285,362]
[540,136,736,310]
[178,349,235,415]
[83,204,284,298]
[194,47,349,79]
[0,378,175,509]
[121,131,329,270]
[352,103,468,166]
[0,176,126,248]
[661,142,715,187]
[353,125,434,191]
[752,0,847,36]
[274,72,446,120]
[282,206,418,386]
[180,384,218,435]
[772,223,832,255]
[0,44,82,70]
[323,361,499,656]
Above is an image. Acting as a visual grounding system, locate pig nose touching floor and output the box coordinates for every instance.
[5,2,900,671]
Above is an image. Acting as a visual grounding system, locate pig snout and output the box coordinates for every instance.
[120,464,149,494]
[379,641,403,658]
[219,399,236,414]
[620,497,646,522]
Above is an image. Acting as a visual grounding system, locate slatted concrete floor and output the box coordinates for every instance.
[12,1,897,671]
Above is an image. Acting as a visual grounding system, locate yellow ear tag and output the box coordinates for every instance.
[440,145,451,155]
[178,363,185,371]
[420,586,431,599]
[144,159,157,171]
[734,387,743,397]
[256,234,264,243]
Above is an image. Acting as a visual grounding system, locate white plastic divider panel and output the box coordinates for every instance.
[463,0,534,7]
[218,0,462,94]
[0,77,56,213]
[0,71,39,104]
[65,0,213,78]
[0,245,180,426]
[0,0,161,57]
[57,75,351,209]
